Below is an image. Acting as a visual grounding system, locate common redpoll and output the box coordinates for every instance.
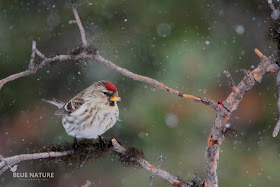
[43,81,121,149]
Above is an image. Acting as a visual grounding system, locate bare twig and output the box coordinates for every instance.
[149,166,162,187]
[35,48,46,59]
[111,139,188,187]
[81,180,92,187]
[93,53,207,103]
[267,0,277,13]
[273,71,280,137]
[0,51,92,90]
[267,0,280,20]
[255,48,267,60]
[28,41,37,70]
[72,4,87,47]
[0,150,74,175]
[204,50,280,187]
[149,174,156,187]
[223,70,236,92]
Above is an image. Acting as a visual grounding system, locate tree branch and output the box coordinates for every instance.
[71,4,87,47]
[81,180,92,187]
[204,49,280,187]
[28,41,37,70]
[0,150,74,175]
[111,138,189,187]
[267,0,280,19]
[93,53,210,103]
[0,139,197,187]
[223,70,236,92]
[149,173,156,187]
[273,71,280,137]
[0,5,213,107]
[0,49,92,90]
[0,47,209,105]
[267,0,277,13]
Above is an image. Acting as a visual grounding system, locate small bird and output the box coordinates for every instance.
[43,81,121,149]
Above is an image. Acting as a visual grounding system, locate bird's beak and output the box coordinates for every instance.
[110,96,121,102]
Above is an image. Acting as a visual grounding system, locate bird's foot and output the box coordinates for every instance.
[98,136,105,151]
[72,137,80,150]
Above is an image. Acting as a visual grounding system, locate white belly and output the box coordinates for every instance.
[62,103,119,139]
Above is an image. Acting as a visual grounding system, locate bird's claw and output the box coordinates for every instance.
[99,136,105,151]
[72,137,80,150]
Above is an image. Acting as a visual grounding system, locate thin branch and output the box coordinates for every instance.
[72,4,87,47]
[149,173,156,187]
[81,180,92,187]
[149,165,162,187]
[223,70,236,92]
[0,41,38,90]
[204,49,280,187]
[273,71,280,137]
[93,53,206,103]
[267,0,278,13]
[255,48,267,60]
[35,49,46,59]
[28,41,37,70]
[111,139,188,187]
[267,0,280,20]
[0,150,74,175]
[0,52,92,90]
[0,70,33,90]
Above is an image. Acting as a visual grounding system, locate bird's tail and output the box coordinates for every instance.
[42,99,65,109]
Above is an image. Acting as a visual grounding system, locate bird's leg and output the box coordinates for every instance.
[98,136,105,151]
[72,137,80,150]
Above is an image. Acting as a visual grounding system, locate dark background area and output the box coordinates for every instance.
[1,0,280,186]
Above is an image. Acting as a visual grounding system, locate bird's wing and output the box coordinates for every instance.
[43,88,89,115]
[63,92,86,114]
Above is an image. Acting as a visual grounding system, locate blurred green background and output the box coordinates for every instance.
[1,0,280,186]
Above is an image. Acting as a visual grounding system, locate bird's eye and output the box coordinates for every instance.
[102,91,110,96]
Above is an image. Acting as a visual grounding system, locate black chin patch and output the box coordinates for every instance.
[109,101,115,106]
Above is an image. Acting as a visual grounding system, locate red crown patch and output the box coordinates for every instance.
[104,82,117,91]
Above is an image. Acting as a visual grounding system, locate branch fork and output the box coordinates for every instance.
[1,3,280,187]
